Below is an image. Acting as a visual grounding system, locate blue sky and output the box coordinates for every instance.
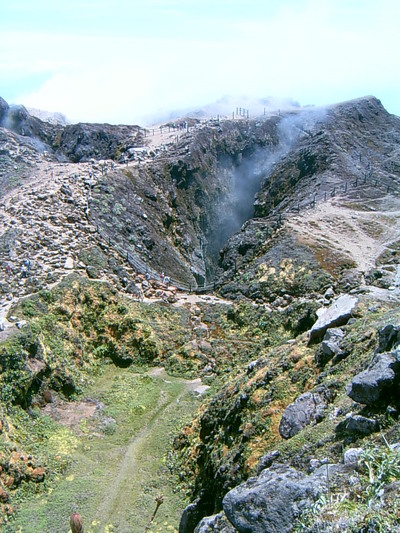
[0,0,399,124]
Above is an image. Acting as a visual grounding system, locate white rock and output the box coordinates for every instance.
[64,257,74,269]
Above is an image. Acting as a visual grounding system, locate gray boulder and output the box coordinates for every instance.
[279,390,330,439]
[309,295,358,344]
[377,324,400,353]
[321,328,345,360]
[346,351,400,405]
[194,513,236,532]
[336,414,379,436]
[343,447,364,466]
[222,464,323,533]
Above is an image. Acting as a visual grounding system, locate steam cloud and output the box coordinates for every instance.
[206,106,328,259]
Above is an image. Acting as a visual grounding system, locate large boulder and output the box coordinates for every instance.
[279,388,332,439]
[346,351,400,405]
[194,513,236,532]
[377,324,400,353]
[309,295,358,344]
[335,414,379,436]
[222,464,323,533]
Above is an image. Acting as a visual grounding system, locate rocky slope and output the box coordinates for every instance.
[0,95,400,531]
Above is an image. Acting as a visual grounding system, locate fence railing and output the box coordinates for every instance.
[277,161,399,222]
[95,225,216,293]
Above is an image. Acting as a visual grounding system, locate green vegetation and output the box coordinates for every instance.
[3,366,200,532]
[295,445,400,532]
[1,273,400,531]
[170,299,400,524]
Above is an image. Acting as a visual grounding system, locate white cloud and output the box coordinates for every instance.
[1,0,399,123]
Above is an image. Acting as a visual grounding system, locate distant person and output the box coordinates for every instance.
[70,512,84,533]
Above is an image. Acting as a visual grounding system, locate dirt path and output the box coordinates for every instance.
[95,386,173,529]
[90,369,205,532]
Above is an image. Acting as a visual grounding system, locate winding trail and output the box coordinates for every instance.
[95,381,185,530]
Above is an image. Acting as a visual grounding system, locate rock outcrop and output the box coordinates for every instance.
[346,350,400,406]
[279,388,332,439]
[309,295,358,344]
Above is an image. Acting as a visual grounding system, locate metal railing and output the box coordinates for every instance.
[95,224,216,293]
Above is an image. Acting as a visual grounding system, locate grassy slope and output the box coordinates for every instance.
[4,365,201,533]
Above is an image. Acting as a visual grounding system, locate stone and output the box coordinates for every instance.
[344,447,364,466]
[377,324,400,353]
[346,352,400,405]
[257,450,281,474]
[64,256,74,269]
[321,328,345,358]
[199,340,213,354]
[309,295,358,344]
[324,287,335,300]
[194,513,236,533]
[335,414,379,436]
[223,464,323,533]
[279,390,329,439]
[180,501,208,533]
[86,265,99,279]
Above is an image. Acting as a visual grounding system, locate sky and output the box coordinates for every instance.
[0,0,399,125]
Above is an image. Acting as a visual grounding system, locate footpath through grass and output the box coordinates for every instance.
[5,364,201,533]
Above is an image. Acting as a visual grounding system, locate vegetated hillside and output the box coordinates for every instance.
[1,95,400,532]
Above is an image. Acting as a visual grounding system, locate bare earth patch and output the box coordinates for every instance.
[42,399,99,432]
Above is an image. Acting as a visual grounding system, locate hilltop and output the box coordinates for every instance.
[0,95,400,532]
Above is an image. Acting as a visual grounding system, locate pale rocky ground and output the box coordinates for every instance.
[0,151,231,335]
[286,195,400,276]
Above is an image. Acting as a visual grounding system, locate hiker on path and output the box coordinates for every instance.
[70,512,84,533]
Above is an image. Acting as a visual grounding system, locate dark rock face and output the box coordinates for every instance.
[58,122,142,162]
[309,295,358,344]
[222,464,322,533]
[377,324,400,353]
[336,414,379,436]
[279,389,331,439]
[180,500,212,533]
[0,103,52,141]
[346,351,400,405]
